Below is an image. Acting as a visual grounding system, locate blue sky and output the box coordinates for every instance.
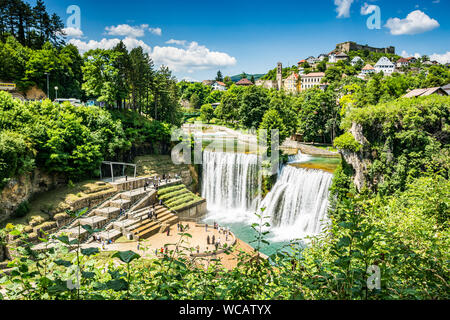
[36,0,450,81]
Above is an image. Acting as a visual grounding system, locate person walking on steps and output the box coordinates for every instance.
[207,235,210,245]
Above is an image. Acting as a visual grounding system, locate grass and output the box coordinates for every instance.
[4,180,116,227]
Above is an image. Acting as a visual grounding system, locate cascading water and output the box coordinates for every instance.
[202,151,260,212]
[259,165,333,241]
[202,150,333,242]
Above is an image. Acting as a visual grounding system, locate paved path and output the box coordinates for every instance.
[83,222,235,259]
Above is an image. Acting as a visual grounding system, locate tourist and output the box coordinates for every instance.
[159,199,163,206]
[215,242,218,251]
[167,227,170,236]
[137,242,140,251]
[177,223,180,231]
[205,224,208,232]
[125,175,128,181]
[207,235,210,245]
[217,238,221,248]
[154,212,158,220]
[196,245,200,254]
[212,234,215,245]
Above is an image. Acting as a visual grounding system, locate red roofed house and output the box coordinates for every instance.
[396,58,410,68]
[235,78,253,86]
[212,81,227,91]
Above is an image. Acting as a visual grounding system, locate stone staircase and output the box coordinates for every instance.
[117,205,179,240]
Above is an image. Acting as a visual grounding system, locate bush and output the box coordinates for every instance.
[13,200,30,218]
[333,132,362,152]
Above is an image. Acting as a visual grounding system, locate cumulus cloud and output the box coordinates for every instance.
[360,2,377,15]
[151,41,237,72]
[69,37,151,54]
[430,52,450,64]
[105,24,148,38]
[385,10,439,35]
[61,27,84,38]
[148,27,162,36]
[334,0,354,18]
[69,37,235,72]
[166,39,187,46]
[401,50,421,58]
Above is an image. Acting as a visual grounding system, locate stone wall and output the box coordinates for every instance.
[176,200,207,220]
[0,169,65,223]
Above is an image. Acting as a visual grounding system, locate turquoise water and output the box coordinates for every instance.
[203,214,300,257]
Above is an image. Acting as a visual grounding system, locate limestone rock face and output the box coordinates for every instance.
[341,122,372,192]
[0,169,65,223]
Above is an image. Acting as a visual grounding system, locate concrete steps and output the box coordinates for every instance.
[133,205,178,240]
[109,199,131,209]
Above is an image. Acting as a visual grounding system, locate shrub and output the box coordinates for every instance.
[333,132,362,152]
[13,200,30,218]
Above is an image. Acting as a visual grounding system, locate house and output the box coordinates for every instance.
[297,59,306,68]
[360,64,375,77]
[202,80,214,86]
[284,72,300,93]
[329,52,348,63]
[442,83,450,95]
[211,81,227,91]
[374,57,395,74]
[396,58,410,68]
[403,87,448,98]
[306,56,319,65]
[423,61,433,66]
[300,72,325,91]
[406,57,417,64]
[351,56,363,66]
[235,78,253,86]
[318,54,328,61]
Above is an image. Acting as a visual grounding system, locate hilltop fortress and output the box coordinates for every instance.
[335,41,395,54]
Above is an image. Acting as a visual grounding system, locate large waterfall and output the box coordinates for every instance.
[202,150,333,241]
[259,165,333,241]
[202,151,261,212]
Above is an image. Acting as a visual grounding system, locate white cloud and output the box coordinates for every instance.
[151,41,237,72]
[166,39,187,46]
[360,2,377,15]
[69,37,151,54]
[105,24,149,38]
[148,27,162,36]
[385,10,439,35]
[430,52,450,64]
[61,27,84,38]
[334,0,354,18]
[401,50,421,58]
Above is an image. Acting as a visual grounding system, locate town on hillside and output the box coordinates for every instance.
[193,41,449,99]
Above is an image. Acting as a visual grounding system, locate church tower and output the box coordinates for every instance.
[276,62,282,90]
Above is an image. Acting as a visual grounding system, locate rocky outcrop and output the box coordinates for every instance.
[340,122,372,191]
[0,169,65,223]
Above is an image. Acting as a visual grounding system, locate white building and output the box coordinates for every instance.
[329,52,348,63]
[317,53,328,61]
[306,56,319,64]
[351,56,363,66]
[374,57,395,74]
[359,64,375,78]
[211,81,227,91]
[301,72,325,91]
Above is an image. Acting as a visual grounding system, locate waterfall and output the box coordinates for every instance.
[202,151,260,212]
[288,150,312,163]
[259,165,333,241]
[202,150,333,242]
